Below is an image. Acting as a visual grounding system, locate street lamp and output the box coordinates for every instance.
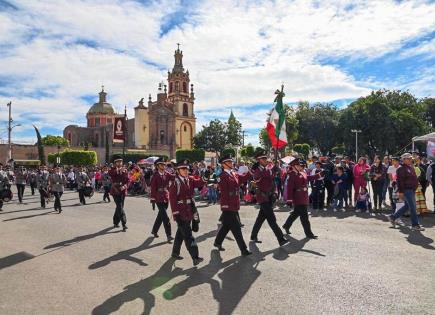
[351,129,362,160]
[57,144,61,165]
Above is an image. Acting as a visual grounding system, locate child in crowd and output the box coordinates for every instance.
[355,187,371,213]
[331,166,348,212]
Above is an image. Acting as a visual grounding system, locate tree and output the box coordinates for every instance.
[293,143,310,157]
[284,104,299,148]
[176,149,205,162]
[193,119,227,152]
[221,147,236,157]
[259,128,271,150]
[240,144,255,158]
[41,135,69,146]
[422,97,435,128]
[226,110,242,146]
[33,125,45,165]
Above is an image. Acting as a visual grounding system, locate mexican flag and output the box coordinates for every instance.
[266,86,287,149]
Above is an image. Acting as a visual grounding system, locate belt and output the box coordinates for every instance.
[158,188,168,192]
[177,199,192,205]
[295,187,308,192]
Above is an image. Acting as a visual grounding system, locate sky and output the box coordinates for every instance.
[0,0,434,146]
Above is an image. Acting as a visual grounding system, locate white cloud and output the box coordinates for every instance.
[0,0,434,145]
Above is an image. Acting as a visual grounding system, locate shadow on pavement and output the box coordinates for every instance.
[2,210,56,221]
[89,237,168,269]
[44,227,121,249]
[0,251,35,270]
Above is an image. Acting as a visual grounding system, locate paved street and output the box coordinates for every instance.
[1,188,434,315]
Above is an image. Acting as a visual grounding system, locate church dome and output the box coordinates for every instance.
[87,87,115,115]
[88,102,115,114]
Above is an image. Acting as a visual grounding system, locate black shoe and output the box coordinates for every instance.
[306,234,318,239]
[122,226,128,232]
[171,254,183,260]
[193,257,204,266]
[114,224,120,228]
[279,238,289,246]
[241,249,252,256]
[152,232,159,238]
[167,236,174,243]
[282,225,291,235]
[213,243,225,251]
[58,209,62,213]
[250,238,262,243]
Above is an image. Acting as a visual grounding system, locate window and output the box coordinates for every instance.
[183,82,187,93]
[169,82,173,93]
[184,126,187,132]
[95,133,99,146]
[183,103,188,116]
[95,117,100,127]
[175,81,179,92]
[160,130,165,144]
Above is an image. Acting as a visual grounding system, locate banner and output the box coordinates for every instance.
[427,141,435,160]
[113,117,125,142]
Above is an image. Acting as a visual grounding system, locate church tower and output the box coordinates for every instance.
[167,44,196,150]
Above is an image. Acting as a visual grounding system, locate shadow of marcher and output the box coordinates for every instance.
[91,258,195,315]
[396,225,435,250]
[273,236,326,260]
[89,237,168,269]
[2,210,56,221]
[44,227,120,249]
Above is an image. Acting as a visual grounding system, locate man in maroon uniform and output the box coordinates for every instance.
[250,150,288,247]
[109,155,129,232]
[150,157,174,242]
[214,155,252,256]
[169,159,205,266]
[283,157,323,238]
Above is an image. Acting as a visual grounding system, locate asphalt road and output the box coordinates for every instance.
[0,188,434,315]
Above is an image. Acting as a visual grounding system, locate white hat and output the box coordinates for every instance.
[401,153,412,160]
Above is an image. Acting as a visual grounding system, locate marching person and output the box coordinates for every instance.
[49,165,67,213]
[150,157,174,242]
[250,150,288,247]
[15,166,28,203]
[109,156,129,232]
[283,157,323,238]
[101,165,111,202]
[213,155,252,256]
[36,164,50,208]
[169,159,205,265]
[388,153,425,231]
[29,169,37,195]
[76,166,90,205]
[0,163,11,211]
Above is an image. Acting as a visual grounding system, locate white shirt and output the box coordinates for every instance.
[387,165,398,187]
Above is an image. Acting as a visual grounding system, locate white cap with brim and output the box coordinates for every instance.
[401,153,412,160]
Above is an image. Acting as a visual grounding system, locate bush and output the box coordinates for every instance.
[176,149,205,162]
[293,143,310,157]
[48,150,98,166]
[332,144,346,155]
[221,147,236,157]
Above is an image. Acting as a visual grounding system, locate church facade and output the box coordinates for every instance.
[63,46,196,160]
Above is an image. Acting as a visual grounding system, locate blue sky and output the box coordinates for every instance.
[0,0,434,146]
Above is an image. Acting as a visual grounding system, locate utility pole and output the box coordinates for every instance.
[7,102,12,162]
[351,129,362,160]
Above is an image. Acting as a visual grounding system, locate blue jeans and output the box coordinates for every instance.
[392,189,419,226]
[208,186,217,204]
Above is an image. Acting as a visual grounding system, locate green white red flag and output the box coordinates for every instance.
[266,86,287,149]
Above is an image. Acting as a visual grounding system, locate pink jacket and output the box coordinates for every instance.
[353,163,369,185]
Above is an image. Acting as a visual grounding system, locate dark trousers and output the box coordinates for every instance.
[172,219,199,259]
[53,191,63,210]
[113,195,126,227]
[311,187,324,209]
[30,183,36,195]
[152,202,171,236]
[347,184,353,206]
[78,188,86,204]
[251,201,284,242]
[325,181,334,206]
[215,211,247,251]
[103,186,111,202]
[16,184,25,202]
[388,187,396,211]
[0,199,3,210]
[372,180,384,209]
[39,189,46,207]
[283,205,314,237]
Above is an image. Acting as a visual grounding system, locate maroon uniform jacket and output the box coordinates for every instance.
[150,171,174,203]
[108,167,129,196]
[286,170,320,206]
[218,170,252,212]
[169,175,205,222]
[253,165,275,204]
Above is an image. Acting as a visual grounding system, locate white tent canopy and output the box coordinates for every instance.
[413,132,435,142]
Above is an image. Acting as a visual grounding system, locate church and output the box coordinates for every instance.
[64,46,196,159]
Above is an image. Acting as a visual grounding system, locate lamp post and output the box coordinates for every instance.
[7,101,21,163]
[57,144,61,165]
[351,129,362,160]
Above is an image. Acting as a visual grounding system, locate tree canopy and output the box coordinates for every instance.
[41,135,69,146]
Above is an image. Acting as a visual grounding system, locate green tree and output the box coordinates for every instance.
[41,135,69,146]
[259,128,271,150]
[422,97,435,129]
[221,147,236,157]
[284,104,299,148]
[193,119,227,152]
[226,110,242,146]
[240,144,255,158]
[293,143,310,157]
[176,149,205,162]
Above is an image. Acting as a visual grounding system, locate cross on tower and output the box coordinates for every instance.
[177,43,180,50]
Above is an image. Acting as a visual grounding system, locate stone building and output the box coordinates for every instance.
[63,45,196,159]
